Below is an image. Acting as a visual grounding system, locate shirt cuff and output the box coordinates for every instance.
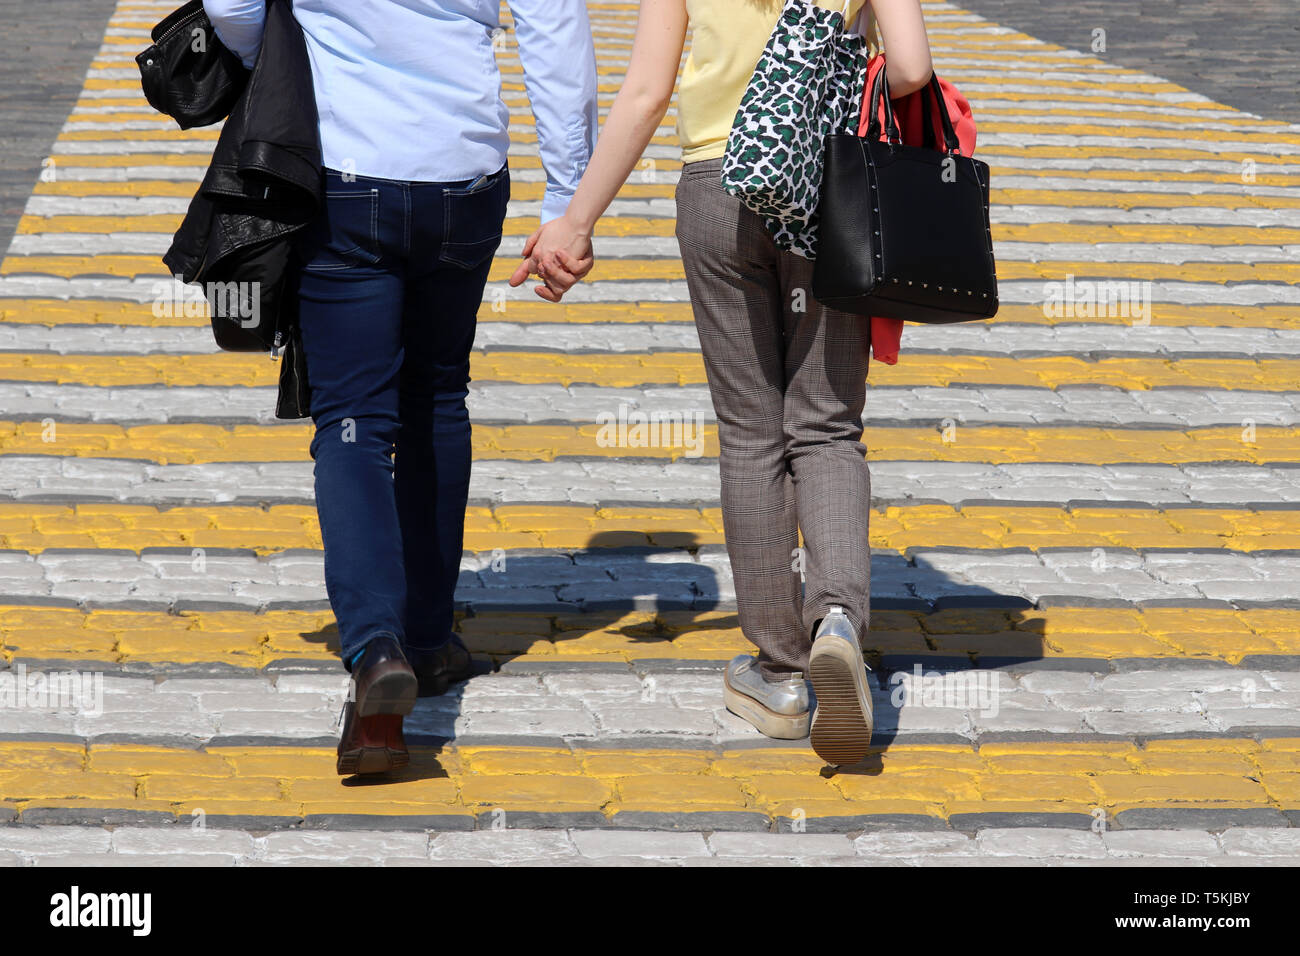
[539,188,574,224]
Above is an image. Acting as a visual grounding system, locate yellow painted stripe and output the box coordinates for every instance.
[4,422,1299,467]
[65,111,196,123]
[0,502,1296,553]
[976,122,1300,148]
[1,606,1297,667]
[14,213,679,236]
[56,129,220,142]
[1,739,1296,822]
[977,145,1300,167]
[966,90,1293,112]
[35,153,211,167]
[976,105,1300,131]
[0,352,1294,391]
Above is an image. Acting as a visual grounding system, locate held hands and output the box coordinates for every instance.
[508,214,594,302]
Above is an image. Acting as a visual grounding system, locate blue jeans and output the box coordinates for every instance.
[294,164,509,669]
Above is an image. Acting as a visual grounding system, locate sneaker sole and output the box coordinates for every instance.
[723,675,810,740]
[808,634,874,765]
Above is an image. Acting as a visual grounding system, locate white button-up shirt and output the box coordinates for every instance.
[203,0,598,221]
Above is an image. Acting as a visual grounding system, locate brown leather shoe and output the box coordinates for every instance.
[408,635,476,697]
[336,635,417,775]
[351,635,418,717]
[336,703,409,776]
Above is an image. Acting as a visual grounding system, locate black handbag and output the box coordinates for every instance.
[811,69,998,323]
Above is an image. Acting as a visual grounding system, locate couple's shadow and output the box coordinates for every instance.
[303,531,1045,783]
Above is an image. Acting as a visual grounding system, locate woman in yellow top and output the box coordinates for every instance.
[510,0,934,766]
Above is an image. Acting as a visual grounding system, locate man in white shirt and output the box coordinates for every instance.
[203,0,598,775]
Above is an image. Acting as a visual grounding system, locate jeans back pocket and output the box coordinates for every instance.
[439,166,509,269]
[298,187,383,272]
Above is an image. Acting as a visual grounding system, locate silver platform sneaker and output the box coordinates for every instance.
[723,654,810,739]
[808,606,874,765]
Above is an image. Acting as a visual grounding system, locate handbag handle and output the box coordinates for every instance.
[865,65,902,145]
[867,67,962,155]
[924,73,961,154]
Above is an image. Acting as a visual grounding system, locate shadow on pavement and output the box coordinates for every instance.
[300,527,1045,781]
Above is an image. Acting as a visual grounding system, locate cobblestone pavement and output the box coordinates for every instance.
[955,0,1300,125]
[0,0,1298,865]
[0,0,119,257]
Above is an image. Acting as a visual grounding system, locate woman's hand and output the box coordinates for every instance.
[509,214,594,302]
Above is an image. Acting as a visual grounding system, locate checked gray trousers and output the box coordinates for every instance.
[675,158,872,680]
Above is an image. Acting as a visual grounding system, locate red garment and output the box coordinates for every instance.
[854,55,979,365]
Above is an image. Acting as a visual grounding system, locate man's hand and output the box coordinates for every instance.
[508,214,594,302]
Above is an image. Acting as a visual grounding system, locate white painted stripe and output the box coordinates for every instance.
[0,319,1296,360]
[0,456,1297,511]
[0,382,1292,429]
[1,274,1296,306]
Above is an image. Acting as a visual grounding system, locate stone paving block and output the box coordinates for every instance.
[76,713,218,740]
[1211,707,1300,730]
[1102,829,1222,858]
[155,678,272,695]
[461,709,598,737]
[0,712,81,735]
[214,711,339,738]
[1100,670,1263,693]
[590,702,716,735]
[975,828,1107,858]
[426,830,579,864]
[1217,828,1300,856]
[198,691,333,713]
[110,826,256,856]
[274,674,351,695]
[260,830,430,862]
[33,852,240,867]
[707,832,854,858]
[0,825,112,855]
[853,831,981,856]
[570,829,711,859]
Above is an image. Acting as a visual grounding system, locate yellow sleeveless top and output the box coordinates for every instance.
[678,0,869,163]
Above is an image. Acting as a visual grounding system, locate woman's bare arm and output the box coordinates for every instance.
[509,0,687,300]
[870,0,933,97]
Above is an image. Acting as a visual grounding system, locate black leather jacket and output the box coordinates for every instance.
[139,0,318,419]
